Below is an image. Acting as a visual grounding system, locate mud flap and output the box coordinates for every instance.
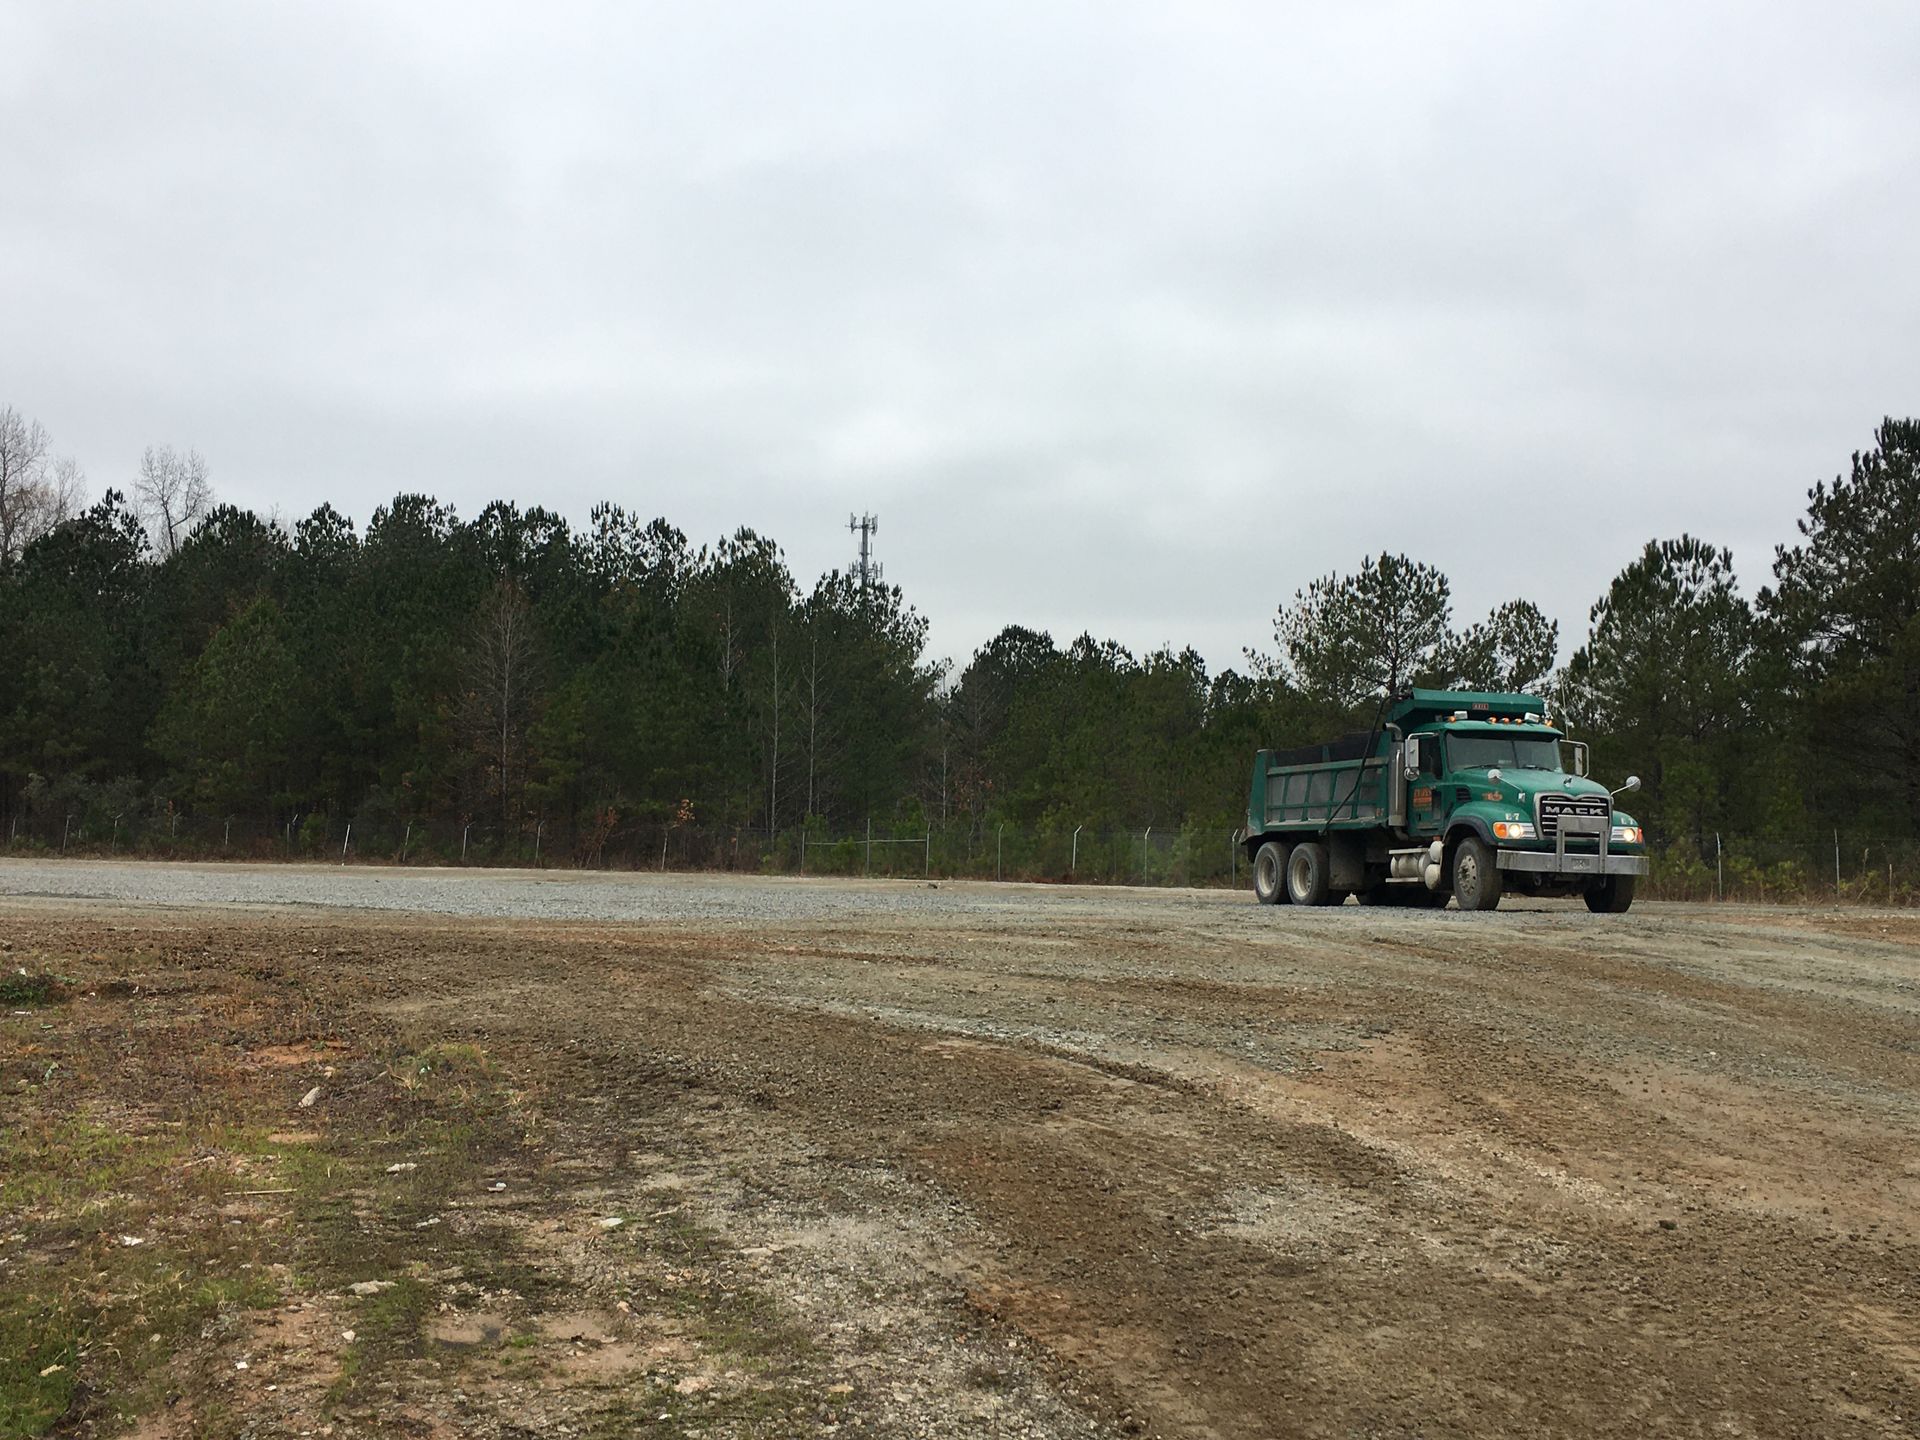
[1327,833,1368,893]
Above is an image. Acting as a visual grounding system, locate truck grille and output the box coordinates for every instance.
[1537,792,1610,844]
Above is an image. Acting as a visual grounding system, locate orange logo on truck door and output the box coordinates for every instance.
[1412,787,1434,807]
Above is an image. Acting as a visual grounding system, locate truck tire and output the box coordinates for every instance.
[1286,842,1331,906]
[1585,875,1636,913]
[1451,835,1503,911]
[1253,841,1289,905]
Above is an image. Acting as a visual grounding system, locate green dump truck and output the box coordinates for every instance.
[1244,688,1647,912]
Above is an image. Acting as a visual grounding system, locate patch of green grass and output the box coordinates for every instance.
[389,1041,495,1100]
[0,1026,533,1432]
[324,1276,438,1406]
[0,1291,79,1438]
[0,972,68,1007]
[0,1118,186,1207]
[358,1275,436,1344]
[0,1118,283,1437]
[279,1039,548,1406]
[138,1268,282,1341]
[100,1268,282,1424]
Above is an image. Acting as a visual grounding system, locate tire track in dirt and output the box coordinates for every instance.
[395,928,1915,1438]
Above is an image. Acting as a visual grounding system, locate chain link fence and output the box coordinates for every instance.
[1635,831,1920,905]
[3,803,1916,904]
[0,806,1243,886]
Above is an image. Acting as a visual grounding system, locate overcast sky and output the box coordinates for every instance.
[5,2,1917,675]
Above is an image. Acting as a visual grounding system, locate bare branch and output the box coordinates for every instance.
[135,444,214,557]
[0,404,53,563]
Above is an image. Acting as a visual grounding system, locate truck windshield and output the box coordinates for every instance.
[1448,735,1563,772]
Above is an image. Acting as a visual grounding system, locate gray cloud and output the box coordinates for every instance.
[4,0,1917,673]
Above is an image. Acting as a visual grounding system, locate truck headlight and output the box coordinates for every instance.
[1492,822,1536,840]
[1611,825,1642,845]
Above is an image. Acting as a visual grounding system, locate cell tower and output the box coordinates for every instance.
[848,512,882,590]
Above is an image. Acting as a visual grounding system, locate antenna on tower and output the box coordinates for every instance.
[848,512,882,590]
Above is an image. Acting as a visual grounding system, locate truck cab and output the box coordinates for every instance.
[1244,688,1648,912]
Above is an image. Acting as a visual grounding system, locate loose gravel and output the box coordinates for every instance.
[0,857,1243,925]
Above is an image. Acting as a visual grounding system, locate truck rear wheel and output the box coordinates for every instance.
[1286,842,1331,906]
[1253,841,1289,905]
[1585,875,1636,913]
[1451,836,1503,911]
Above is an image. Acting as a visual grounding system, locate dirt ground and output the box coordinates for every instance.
[4,875,1919,1438]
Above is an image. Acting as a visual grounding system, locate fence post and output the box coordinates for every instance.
[342,823,351,860]
[1142,826,1151,883]
[1715,832,1722,902]
[401,821,411,862]
[224,817,232,849]
[997,825,1004,882]
[462,823,472,862]
[1834,829,1841,891]
[62,814,73,852]
[865,818,872,876]
[534,821,543,864]
[800,828,806,874]
[924,832,931,879]
[1071,824,1082,875]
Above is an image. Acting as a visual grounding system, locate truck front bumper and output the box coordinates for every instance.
[1498,848,1648,878]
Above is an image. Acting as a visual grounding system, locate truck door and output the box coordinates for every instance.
[1407,732,1444,836]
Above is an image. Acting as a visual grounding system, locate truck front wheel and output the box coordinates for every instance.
[1286,842,1332,905]
[1451,836,1504,912]
[1585,875,1637,913]
[1253,841,1290,905]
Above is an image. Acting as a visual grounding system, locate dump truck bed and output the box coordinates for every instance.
[1249,746,1394,832]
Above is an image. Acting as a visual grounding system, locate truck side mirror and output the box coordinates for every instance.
[1565,740,1589,777]
[1403,736,1422,779]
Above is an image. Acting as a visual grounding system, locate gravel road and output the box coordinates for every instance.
[0,856,1238,924]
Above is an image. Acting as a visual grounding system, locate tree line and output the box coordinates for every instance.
[1,405,1915,872]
